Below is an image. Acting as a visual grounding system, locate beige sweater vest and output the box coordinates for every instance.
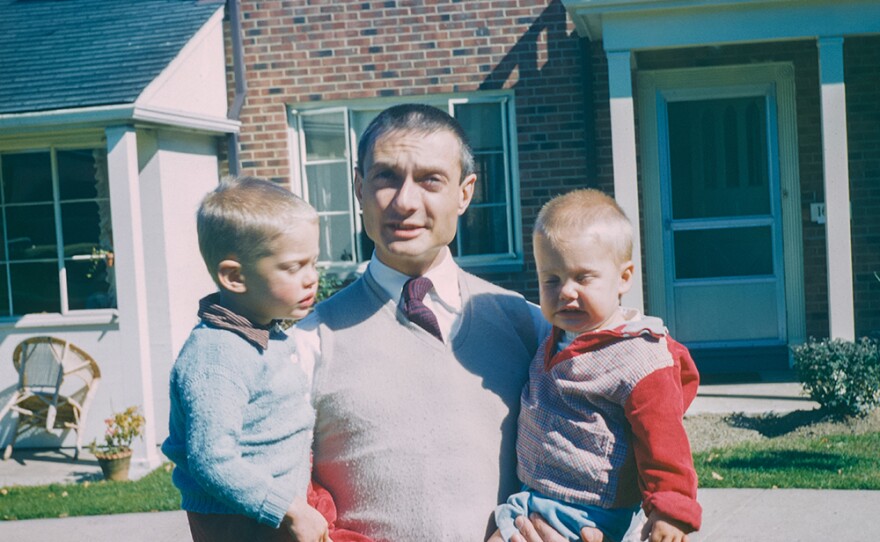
[312,270,539,541]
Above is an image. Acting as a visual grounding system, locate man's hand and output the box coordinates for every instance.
[283,496,331,542]
[641,510,689,542]
[501,515,604,542]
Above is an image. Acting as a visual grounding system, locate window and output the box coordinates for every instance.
[290,94,522,271]
[0,148,116,317]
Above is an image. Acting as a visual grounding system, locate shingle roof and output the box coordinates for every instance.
[0,0,225,115]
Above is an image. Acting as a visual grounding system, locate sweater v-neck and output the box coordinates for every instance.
[361,269,473,351]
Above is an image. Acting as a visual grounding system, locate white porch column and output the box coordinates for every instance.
[105,126,160,468]
[607,49,644,311]
[817,37,855,340]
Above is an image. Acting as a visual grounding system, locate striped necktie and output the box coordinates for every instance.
[402,276,443,342]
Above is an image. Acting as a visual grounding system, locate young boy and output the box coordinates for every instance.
[494,189,702,542]
[162,176,328,542]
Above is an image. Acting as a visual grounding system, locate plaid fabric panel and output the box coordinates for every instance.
[516,332,674,507]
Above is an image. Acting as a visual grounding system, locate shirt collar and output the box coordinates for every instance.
[198,292,275,351]
[367,247,461,311]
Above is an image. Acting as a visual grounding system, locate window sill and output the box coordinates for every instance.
[0,310,119,330]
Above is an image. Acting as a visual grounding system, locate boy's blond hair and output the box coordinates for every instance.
[534,188,633,264]
[197,176,317,285]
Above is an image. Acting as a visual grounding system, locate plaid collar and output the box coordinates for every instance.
[197,293,275,351]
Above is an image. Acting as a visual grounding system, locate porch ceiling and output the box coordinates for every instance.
[562,0,880,50]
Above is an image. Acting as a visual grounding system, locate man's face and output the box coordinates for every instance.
[356,128,476,276]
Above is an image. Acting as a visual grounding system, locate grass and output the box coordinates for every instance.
[3,433,880,520]
[0,462,179,521]
[694,432,880,489]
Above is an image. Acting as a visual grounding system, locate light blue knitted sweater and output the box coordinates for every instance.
[162,322,314,527]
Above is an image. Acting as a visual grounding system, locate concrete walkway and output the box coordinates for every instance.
[1,381,877,541]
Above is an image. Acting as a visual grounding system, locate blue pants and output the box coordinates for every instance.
[495,488,638,542]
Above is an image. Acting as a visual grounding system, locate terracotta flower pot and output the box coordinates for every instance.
[95,449,133,481]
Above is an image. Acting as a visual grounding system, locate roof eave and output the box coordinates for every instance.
[0,104,240,137]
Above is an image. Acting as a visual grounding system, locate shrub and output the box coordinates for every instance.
[792,337,880,418]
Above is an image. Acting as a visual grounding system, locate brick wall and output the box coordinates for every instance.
[845,36,880,338]
[227,0,593,302]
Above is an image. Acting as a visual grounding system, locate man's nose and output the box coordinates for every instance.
[391,176,419,212]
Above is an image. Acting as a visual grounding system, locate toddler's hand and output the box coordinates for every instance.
[641,510,689,542]
[283,496,331,542]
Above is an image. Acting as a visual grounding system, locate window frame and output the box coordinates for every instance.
[0,134,117,324]
[288,91,524,275]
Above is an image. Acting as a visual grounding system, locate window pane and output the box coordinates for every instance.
[10,262,60,314]
[457,205,508,256]
[303,112,347,161]
[668,96,770,219]
[674,226,773,279]
[472,152,506,204]
[455,102,503,151]
[57,149,101,200]
[61,201,104,257]
[306,163,350,213]
[66,259,116,310]
[6,204,57,260]
[0,266,8,315]
[2,152,53,204]
[318,214,355,262]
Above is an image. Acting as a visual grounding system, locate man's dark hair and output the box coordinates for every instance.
[356,103,475,182]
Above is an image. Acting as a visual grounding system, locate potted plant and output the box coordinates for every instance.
[89,405,145,481]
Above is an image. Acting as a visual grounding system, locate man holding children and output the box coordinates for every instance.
[164,104,700,542]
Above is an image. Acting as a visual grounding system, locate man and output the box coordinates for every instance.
[292,104,602,541]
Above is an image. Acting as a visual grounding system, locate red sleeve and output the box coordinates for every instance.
[667,337,700,412]
[624,363,702,532]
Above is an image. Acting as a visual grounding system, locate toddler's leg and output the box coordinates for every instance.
[495,491,532,542]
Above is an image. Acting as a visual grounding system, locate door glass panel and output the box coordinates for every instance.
[674,226,773,279]
[668,96,769,219]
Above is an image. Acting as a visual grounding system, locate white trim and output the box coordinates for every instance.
[637,63,806,347]
[607,50,644,311]
[0,104,239,135]
[105,126,159,468]
[563,0,880,48]
[818,37,855,340]
[0,310,118,329]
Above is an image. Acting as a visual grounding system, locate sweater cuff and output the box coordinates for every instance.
[258,483,299,527]
[643,491,702,532]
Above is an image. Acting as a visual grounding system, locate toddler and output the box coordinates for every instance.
[494,189,702,542]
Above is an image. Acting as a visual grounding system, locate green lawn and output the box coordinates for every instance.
[694,432,880,489]
[3,433,880,521]
[0,463,179,521]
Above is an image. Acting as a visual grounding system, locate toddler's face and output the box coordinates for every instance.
[242,221,320,324]
[534,230,633,334]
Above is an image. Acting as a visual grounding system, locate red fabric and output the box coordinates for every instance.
[307,480,375,542]
[624,346,702,532]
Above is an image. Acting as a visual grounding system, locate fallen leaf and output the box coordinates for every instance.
[711,471,724,480]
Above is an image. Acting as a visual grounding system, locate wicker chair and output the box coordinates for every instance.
[0,337,101,460]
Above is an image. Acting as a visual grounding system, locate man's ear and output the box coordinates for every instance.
[217,259,247,293]
[457,173,477,216]
[354,168,364,204]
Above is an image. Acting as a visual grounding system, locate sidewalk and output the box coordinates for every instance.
[1,381,877,541]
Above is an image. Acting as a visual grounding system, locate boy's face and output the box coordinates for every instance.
[534,229,634,334]
[239,221,320,325]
